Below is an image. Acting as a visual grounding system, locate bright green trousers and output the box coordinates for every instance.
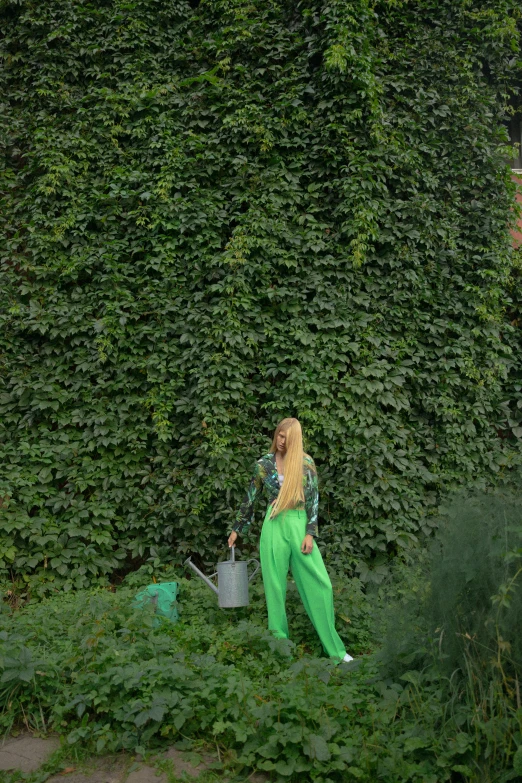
[259,506,347,660]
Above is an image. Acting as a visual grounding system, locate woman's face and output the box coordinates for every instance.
[276,430,287,454]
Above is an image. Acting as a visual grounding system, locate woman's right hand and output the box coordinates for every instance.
[228,531,238,548]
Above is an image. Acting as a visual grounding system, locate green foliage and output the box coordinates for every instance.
[376,483,522,781]
[503,244,522,444]
[379,483,522,672]
[1,554,522,782]
[1,0,522,584]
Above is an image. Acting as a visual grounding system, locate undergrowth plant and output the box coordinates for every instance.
[0,578,501,782]
[2,482,522,783]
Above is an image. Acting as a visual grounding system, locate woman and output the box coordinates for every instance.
[227,417,353,662]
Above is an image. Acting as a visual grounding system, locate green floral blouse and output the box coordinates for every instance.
[232,452,319,537]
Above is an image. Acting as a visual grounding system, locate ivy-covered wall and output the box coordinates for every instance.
[1,0,521,588]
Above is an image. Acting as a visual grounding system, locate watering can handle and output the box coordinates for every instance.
[247,558,260,582]
[230,545,235,563]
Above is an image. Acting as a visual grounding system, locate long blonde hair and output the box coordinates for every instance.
[269,418,305,518]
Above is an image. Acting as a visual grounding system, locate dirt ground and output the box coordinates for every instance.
[0,734,269,783]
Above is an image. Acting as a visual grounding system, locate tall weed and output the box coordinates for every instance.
[378,485,522,781]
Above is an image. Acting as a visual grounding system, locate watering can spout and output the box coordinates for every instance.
[184,557,219,595]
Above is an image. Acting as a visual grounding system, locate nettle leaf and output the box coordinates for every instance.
[135,703,166,727]
[404,737,429,752]
[303,733,331,762]
[1,647,36,682]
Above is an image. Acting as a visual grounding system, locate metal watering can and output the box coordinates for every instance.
[184,546,260,608]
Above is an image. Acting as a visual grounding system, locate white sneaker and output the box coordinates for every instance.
[343,653,354,663]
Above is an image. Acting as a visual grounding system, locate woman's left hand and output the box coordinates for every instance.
[301,534,314,555]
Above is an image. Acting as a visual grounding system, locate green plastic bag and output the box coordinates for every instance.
[133,581,179,626]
